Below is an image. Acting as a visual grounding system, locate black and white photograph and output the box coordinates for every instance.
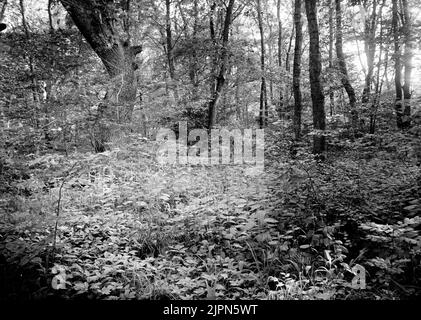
[0,0,420,307]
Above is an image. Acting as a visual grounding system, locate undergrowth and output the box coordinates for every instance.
[0,129,420,300]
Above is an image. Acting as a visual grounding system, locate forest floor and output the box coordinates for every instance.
[0,126,420,300]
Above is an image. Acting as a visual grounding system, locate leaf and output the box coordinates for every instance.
[101,286,112,295]
[299,244,311,249]
[403,205,419,211]
[73,282,89,293]
[279,242,289,251]
[264,218,279,224]
[51,264,66,275]
[51,274,67,290]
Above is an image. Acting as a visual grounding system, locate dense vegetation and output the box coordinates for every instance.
[0,0,420,300]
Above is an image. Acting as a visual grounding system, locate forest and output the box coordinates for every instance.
[0,0,420,301]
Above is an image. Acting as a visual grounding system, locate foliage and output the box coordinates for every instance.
[1,0,421,302]
[1,126,420,300]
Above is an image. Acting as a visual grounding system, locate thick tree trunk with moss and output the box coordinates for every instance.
[305,0,325,155]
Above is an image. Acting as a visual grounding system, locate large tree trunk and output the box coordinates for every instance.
[305,0,325,155]
[60,0,142,124]
[257,0,268,128]
[335,0,357,128]
[292,0,302,140]
[207,0,235,129]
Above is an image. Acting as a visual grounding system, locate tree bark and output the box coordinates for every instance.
[335,0,357,128]
[402,0,412,128]
[371,3,385,134]
[165,0,175,80]
[277,0,282,68]
[361,0,378,104]
[207,0,235,129]
[276,0,284,119]
[165,0,179,105]
[305,0,325,155]
[188,0,199,88]
[0,0,7,22]
[47,0,54,32]
[392,0,404,128]
[292,0,302,140]
[285,23,294,73]
[328,0,334,117]
[257,0,268,128]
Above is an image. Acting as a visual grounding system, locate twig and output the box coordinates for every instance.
[50,161,79,263]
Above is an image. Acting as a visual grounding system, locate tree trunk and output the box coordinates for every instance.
[277,0,282,68]
[362,0,378,104]
[0,0,7,22]
[189,0,199,88]
[277,0,284,119]
[305,0,325,155]
[371,4,385,134]
[335,0,357,128]
[165,0,179,105]
[19,0,40,121]
[285,22,294,73]
[257,0,268,128]
[328,0,334,117]
[267,20,274,107]
[402,0,412,128]
[392,0,404,128]
[209,2,218,98]
[207,0,235,129]
[47,0,54,31]
[292,0,302,140]
[60,0,142,124]
[165,0,175,80]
